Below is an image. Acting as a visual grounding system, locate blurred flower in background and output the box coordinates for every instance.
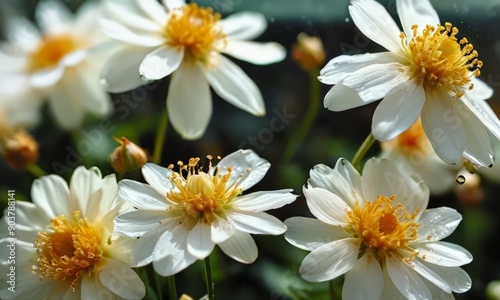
[0,0,114,130]
[291,32,325,71]
[100,0,286,139]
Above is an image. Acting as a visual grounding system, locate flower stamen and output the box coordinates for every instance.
[28,35,80,71]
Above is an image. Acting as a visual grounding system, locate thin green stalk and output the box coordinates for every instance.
[153,110,169,164]
[26,164,47,177]
[204,256,214,300]
[351,132,376,171]
[139,267,158,300]
[329,279,337,300]
[154,272,163,300]
[283,68,320,162]
[167,275,177,300]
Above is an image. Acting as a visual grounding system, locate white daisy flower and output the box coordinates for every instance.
[114,149,297,276]
[100,0,286,139]
[284,157,472,299]
[319,0,500,167]
[0,0,114,129]
[380,117,458,195]
[0,166,145,299]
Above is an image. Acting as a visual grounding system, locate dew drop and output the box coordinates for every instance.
[345,17,350,22]
[456,175,466,185]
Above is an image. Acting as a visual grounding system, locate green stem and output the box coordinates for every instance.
[153,110,169,165]
[26,164,47,177]
[166,275,177,300]
[154,272,163,300]
[282,68,320,162]
[351,132,376,171]
[204,256,214,300]
[139,267,158,300]
[329,279,337,300]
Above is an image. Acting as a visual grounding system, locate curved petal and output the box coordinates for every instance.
[421,91,465,164]
[142,163,174,196]
[324,83,376,112]
[343,62,409,102]
[99,258,146,299]
[318,52,397,85]
[409,258,452,294]
[118,180,169,210]
[303,186,350,226]
[211,215,235,244]
[130,227,170,267]
[470,77,493,100]
[114,210,169,237]
[299,238,360,282]
[47,73,86,129]
[416,207,462,242]
[220,11,267,40]
[284,217,349,251]
[167,63,212,140]
[204,55,265,116]
[343,252,384,300]
[413,241,473,267]
[386,255,432,299]
[6,18,40,52]
[69,166,103,216]
[418,262,472,293]
[187,221,215,259]
[136,0,168,25]
[223,41,285,65]
[35,0,73,34]
[5,201,50,242]
[218,230,258,263]
[349,0,402,53]
[31,174,70,218]
[73,64,113,116]
[216,149,270,191]
[461,94,500,140]
[139,46,183,80]
[30,66,64,88]
[103,1,161,32]
[372,80,425,141]
[100,45,154,93]
[100,18,164,47]
[397,0,440,38]
[163,0,185,11]
[226,210,286,235]
[333,158,364,204]
[231,190,297,212]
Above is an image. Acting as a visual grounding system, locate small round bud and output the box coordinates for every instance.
[109,137,148,173]
[1,130,39,170]
[291,33,326,71]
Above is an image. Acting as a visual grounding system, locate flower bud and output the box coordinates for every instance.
[109,137,148,173]
[291,33,325,71]
[1,130,39,170]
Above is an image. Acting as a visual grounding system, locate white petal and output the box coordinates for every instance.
[104,1,161,32]
[349,0,402,53]
[418,262,472,293]
[100,18,164,46]
[204,55,265,116]
[139,46,183,80]
[142,163,174,196]
[163,0,185,11]
[131,228,168,267]
[31,174,70,218]
[303,186,350,226]
[4,201,49,242]
[223,41,285,65]
[410,258,452,294]
[372,80,425,141]
[114,210,168,237]
[82,275,108,300]
[73,64,112,116]
[299,238,360,282]
[85,173,119,224]
[218,230,258,263]
[48,75,86,129]
[35,0,73,34]
[30,66,64,88]
[99,258,146,299]
[220,11,267,40]
[187,221,215,259]
[342,252,384,300]
[416,207,462,242]
[226,210,286,235]
[413,241,473,267]
[386,255,431,299]
[318,52,397,85]
[136,0,168,24]
[69,166,103,217]
[211,215,235,244]
[470,77,494,100]
[231,190,297,212]
[284,217,349,251]
[343,62,409,101]
[381,269,407,300]
[216,149,270,191]
[153,225,198,276]
[323,83,376,112]
[100,45,154,93]
[397,0,440,38]
[6,18,40,52]
[167,63,212,140]
[461,93,500,142]
[118,180,169,210]
[421,92,465,164]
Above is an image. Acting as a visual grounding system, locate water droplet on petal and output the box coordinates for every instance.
[456,175,466,185]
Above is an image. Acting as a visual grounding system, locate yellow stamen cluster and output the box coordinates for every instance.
[167,156,244,224]
[164,3,226,65]
[33,211,103,290]
[28,35,80,71]
[346,195,420,261]
[402,22,482,97]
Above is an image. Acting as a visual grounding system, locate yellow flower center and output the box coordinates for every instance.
[401,23,482,98]
[163,3,226,65]
[346,195,420,260]
[382,117,430,156]
[33,211,103,290]
[28,34,80,71]
[167,156,243,224]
